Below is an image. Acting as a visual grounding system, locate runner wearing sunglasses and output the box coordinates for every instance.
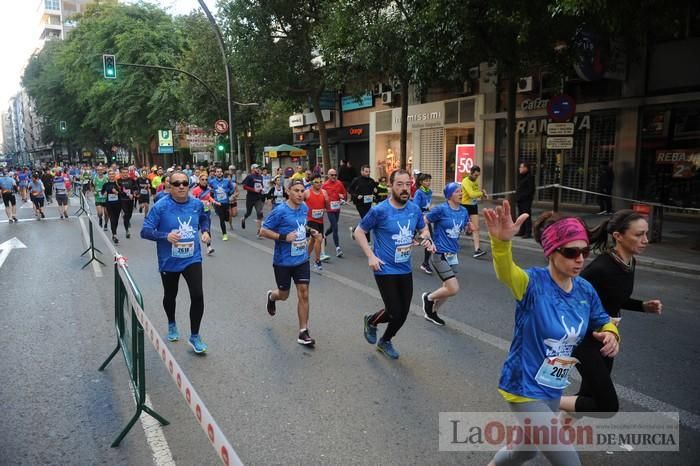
[322,169,347,258]
[304,173,330,273]
[483,202,619,466]
[559,209,663,419]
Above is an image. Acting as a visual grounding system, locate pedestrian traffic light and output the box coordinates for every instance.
[103,54,116,79]
[59,121,67,132]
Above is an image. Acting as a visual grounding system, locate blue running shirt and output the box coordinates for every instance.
[209,177,234,205]
[412,187,432,211]
[426,202,469,255]
[262,202,309,267]
[140,196,210,272]
[359,199,425,275]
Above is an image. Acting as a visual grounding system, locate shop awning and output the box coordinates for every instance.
[264,144,307,158]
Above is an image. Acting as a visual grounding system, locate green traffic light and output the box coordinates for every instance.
[218,144,224,151]
[107,69,114,76]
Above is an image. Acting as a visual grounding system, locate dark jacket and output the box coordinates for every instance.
[598,166,614,193]
[348,175,377,204]
[338,164,356,184]
[516,171,535,202]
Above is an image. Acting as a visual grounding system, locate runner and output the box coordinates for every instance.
[240,163,265,236]
[420,182,470,326]
[151,167,164,194]
[461,165,488,258]
[136,168,151,217]
[53,168,70,219]
[101,171,123,243]
[559,209,663,417]
[208,167,235,241]
[348,164,377,243]
[304,173,330,273]
[0,170,18,222]
[482,201,620,466]
[191,172,219,255]
[140,171,211,354]
[17,168,29,202]
[267,175,286,210]
[93,166,109,230]
[118,167,138,239]
[413,173,434,274]
[322,168,347,258]
[29,173,46,220]
[355,169,435,359]
[41,170,53,205]
[228,169,239,221]
[375,176,388,203]
[259,179,321,346]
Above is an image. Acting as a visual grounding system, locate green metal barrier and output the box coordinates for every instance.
[98,256,169,447]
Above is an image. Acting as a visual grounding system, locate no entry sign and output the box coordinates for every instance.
[214,120,229,134]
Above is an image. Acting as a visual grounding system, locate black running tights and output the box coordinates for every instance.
[160,262,205,335]
[106,203,121,235]
[572,334,619,415]
[369,273,413,342]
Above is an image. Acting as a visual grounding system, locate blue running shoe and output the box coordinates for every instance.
[377,339,399,359]
[167,323,180,342]
[363,314,377,345]
[188,334,208,354]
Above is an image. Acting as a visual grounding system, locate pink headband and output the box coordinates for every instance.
[541,218,589,257]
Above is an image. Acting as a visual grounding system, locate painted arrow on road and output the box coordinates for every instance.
[0,237,27,269]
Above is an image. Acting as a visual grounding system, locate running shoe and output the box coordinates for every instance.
[336,246,343,258]
[125,230,131,239]
[424,310,445,326]
[103,224,108,231]
[98,218,103,227]
[222,234,228,241]
[207,245,215,255]
[422,292,435,315]
[41,211,45,218]
[473,249,487,258]
[420,263,433,275]
[377,339,399,359]
[320,253,331,262]
[167,323,180,342]
[112,236,119,244]
[241,218,246,229]
[363,314,377,344]
[297,329,315,346]
[12,217,17,222]
[188,334,208,354]
[266,290,276,316]
[313,261,323,273]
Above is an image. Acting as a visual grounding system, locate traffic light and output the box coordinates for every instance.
[59,121,67,132]
[216,135,229,155]
[103,54,116,79]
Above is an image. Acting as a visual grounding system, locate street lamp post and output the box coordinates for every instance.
[197,0,235,167]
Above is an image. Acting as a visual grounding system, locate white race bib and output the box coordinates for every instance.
[394,244,411,263]
[171,241,194,258]
[330,200,341,210]
[534,356,579,390]
[140,188,148,195]
[291,239,307,256]
[311,208,324,219]
[254,182,262,192]
[275,197,284,204]
[363,194,373,204]
[216,188,227,201]
[107,193,118,202]
[445,253,459,266]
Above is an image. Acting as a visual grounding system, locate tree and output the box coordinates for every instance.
[221,0,333,171]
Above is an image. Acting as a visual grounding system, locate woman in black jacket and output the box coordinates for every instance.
[560,209,663,417]
[515,162,535,238]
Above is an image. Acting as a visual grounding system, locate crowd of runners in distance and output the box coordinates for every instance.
[2,159,664,465]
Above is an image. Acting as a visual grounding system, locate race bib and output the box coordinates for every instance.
[254,182,262,192]
[275,197,284,204]
[330,200,340,210]
[445,253,459,266]
[107,193,118,202]
[534,356,579,390]
[394,244,411,263]
[215,188,227,201]
[171,241,194,258]
[140,189,148,195]
[363,195,373,204]
[311,208,324,219]
[291,239,307,256]
[123,189,131,196]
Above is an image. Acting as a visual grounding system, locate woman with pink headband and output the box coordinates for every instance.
[483,201,620,466]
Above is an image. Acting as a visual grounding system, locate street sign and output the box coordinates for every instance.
[158,129,174,154]
[546,94,576,122]
[214,120,229,134]
[546,122,575,136]
[546,136,574,150]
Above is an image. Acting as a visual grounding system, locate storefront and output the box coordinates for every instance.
[369,96,483,192]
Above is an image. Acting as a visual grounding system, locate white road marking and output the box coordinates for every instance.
[0,237,27,270]
[233,232,700,432]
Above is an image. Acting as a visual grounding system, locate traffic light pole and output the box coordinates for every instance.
[197,0,236,167]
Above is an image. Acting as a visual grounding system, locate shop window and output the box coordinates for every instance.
[586,114,617,203]
[459,100,475,123]
[445,101,459,124]
[376,111,392,132]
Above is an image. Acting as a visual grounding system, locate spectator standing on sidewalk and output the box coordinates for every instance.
[597,161,614,215]
[515,162,535,238]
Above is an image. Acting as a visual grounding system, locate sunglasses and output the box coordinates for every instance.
[312,180,322,184]
[170,180,189,188]
[328,174,337,177]
[556,246,591,259]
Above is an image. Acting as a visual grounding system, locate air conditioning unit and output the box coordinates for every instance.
[374,83,391,95]
[517,76,534,93]
[381,91,394,104]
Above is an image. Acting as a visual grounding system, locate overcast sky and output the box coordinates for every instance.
[0,0,217,111]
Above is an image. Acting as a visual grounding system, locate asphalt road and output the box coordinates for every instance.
[1,196,698,465]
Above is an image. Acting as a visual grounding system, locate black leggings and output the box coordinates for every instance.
[106,203,121,235]
[160,262,204,335]
[355,202,371,241]
[121,200,134,231]
[423,222,433,265]
[214,204,230,234]
[368,274,413,342]
[572,334,619,415]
